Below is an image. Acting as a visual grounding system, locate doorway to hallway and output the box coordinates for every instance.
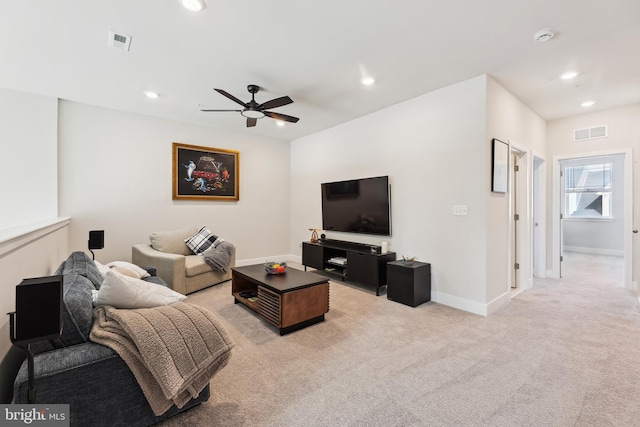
[551,149,633,289]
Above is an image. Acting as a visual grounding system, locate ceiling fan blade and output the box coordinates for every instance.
[264,111,300,123]
[214,89,247,107]
[259,96,293,111]
[246,117,257,127]
[200,109,242,112]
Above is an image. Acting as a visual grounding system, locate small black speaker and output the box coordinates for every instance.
[320,233,326,240]
[14,276,63,343]
[88,230,104,250]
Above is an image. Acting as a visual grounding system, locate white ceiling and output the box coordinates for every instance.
[1,1,639,141]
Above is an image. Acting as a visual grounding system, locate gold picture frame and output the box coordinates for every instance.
[172,142,240,201]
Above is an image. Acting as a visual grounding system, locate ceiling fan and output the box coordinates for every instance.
[201,84,300,127]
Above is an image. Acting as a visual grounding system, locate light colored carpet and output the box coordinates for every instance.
[158,255,640,426]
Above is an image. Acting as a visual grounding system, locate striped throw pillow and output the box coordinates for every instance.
[184,226,224,255]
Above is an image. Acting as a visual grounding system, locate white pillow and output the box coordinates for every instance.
[106,261,151,279]
[94,260,112,278]
[94,270,186,309]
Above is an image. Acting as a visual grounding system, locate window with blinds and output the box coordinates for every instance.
[564,163,612,219]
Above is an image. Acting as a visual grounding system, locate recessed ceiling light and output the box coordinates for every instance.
[180,0,206,12]
[275,121,285,127]
[144,91,160,99]
[581,101,595,107]
[533,28,555,43]
[361,76,375,86]
[561,71,578,80]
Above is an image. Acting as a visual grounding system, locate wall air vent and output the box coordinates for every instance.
[573,125,608,142]
[573,128,590,141]
[108,31,132,52]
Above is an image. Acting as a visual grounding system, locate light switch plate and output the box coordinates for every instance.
[453,205,468,216]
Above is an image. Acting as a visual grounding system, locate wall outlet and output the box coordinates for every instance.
[453,205,468,216]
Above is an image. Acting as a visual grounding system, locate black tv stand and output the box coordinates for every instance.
[302,239,396,296]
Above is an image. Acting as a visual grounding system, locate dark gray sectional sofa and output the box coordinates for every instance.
[12,251,209,426]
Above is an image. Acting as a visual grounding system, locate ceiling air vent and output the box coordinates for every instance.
[108,31,132,52]
[573,125,608,142]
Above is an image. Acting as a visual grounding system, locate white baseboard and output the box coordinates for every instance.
[431,290,510,317]
[563,246,624,257]
[487,291,511,315]
[433,292,489,316]
[241,256,511,317]
[236,254,297,267]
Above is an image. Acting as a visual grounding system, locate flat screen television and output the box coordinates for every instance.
[321,176,391,236]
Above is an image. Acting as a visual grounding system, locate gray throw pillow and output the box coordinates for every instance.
[62,251,104,289]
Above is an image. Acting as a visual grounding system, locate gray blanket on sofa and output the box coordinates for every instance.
[90,302,233,415]
[203,241,234,273]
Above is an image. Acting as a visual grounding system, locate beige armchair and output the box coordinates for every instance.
[132,226,234,295]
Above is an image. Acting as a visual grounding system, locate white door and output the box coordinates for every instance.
[533,156,546,278]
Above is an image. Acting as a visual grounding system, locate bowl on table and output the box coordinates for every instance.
[264,262,287,274]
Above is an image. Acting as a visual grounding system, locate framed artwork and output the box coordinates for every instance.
[491,138,508,193]
[172,142,240,201]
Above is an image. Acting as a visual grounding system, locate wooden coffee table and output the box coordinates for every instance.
[231,264,330,335]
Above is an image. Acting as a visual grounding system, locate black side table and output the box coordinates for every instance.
[387,260,431,307]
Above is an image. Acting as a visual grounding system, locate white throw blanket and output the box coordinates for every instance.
[90,302,234,415]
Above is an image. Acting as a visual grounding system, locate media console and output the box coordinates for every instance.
[302,239,396,296]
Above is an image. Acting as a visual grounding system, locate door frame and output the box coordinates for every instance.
[550,148,633,288]
[511,150,519,289]
[508,143,534,295]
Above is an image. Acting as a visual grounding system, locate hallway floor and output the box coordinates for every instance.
[561,251,624,287]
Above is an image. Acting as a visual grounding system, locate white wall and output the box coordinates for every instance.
[0,88,65,402]
[290,76,490,312]
[0,223,69,402]
[288,75,547,314]
[0,88,58,229]
[562,154,624,255]
[485,77,547,304]
[58,101,292,263]
[546,104,640,282]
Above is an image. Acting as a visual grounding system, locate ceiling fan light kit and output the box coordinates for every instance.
[201,84,300,128]
[241,110,265,119]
